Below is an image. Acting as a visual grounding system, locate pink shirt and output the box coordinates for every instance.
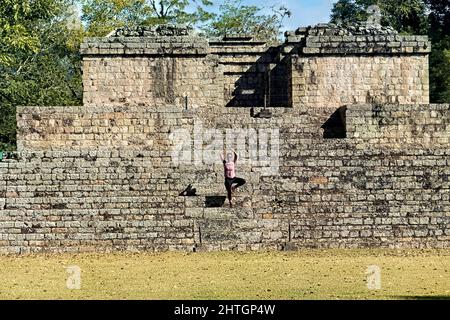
[224,161,236,179]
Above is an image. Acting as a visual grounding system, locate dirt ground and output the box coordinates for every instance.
[0,249,448,300]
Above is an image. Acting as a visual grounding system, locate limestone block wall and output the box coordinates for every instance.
[80,24,431,110]
[82,56,223,108]
[286,24,431,108]
[16,106,158,152]
[0,24,446,253]
[347,104,450,148]
[81,26,223,108]
[81,33,289,109]
[290,55,429,108]
[1,104,449,253]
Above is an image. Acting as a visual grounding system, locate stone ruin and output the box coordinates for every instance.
[0,15,449,253]
[79,21,430,109]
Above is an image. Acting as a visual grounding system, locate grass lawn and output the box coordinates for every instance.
[0,249,449,300]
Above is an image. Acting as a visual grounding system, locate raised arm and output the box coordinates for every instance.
[220,150,225,162]
[232,149,238,163]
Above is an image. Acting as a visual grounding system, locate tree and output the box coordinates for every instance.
[429,42,450,103]
[426,0,450,102]
[203,0,291,43]
[81,0,215,37]
[330,0,371,25]
[330,0,428,35]
[0,0,83,151]
[426,0,450,41]
[81,0,150,36]
[0,0,62,66]
[144,0,214,26]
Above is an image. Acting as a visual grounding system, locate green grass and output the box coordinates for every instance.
[0,249,449,300]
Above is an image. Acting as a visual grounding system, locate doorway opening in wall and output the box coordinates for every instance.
[321,106,347,139]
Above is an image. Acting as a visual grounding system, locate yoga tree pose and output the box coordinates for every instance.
[220,149,246,208]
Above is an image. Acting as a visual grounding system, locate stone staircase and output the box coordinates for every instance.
[182,190,287,250]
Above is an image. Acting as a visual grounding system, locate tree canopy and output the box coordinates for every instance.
[0,0,83,151]
[81,0,215,36]
[330,0,428,34]
[0,0,65,66]
[202,0,291,42]
[426,0,450,102]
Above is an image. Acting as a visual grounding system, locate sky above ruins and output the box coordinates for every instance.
[225,0,337,30]
[286,0,337,29]
[74,0,337,31]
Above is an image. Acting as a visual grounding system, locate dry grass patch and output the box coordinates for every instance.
[0,249,448,300]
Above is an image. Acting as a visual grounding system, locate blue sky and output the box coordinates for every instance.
[281,0,337,29]
[205,0,337,30]
[75,0,338,31]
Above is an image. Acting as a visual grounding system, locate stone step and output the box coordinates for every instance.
[184,194,253,209]
[218,55,275,64]
[181,183,254,197]
[193,218,285,245]
[186,206,254,219]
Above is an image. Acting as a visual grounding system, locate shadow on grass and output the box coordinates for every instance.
[395,295,450,300]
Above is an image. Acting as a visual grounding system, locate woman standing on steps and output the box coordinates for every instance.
[220,149,246,208]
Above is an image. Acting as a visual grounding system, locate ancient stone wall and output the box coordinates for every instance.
[81,29,289,109]
[209,36,288,107]
[17,106,161,152]
[1,104,449,253]
[1,23,448,253]
[347,104,450,148]
[80,23,431,110]
[286,25,431,107]
[81,25,223,108]
[289,55,429,107]
[82,56,223,108]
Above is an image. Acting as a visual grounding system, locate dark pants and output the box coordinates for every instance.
[224,177,246,201]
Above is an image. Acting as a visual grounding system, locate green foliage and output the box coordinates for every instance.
[81,0,151,36]
[330,0,371,25]
[0,105,16,151]
[203,0,291,43]
[426,0,450,102]
[381,0,428,34]
[0,0,63,66]
[425,0,450,41]
[81,0,215,36]
[0,0,82,150]
[331,0,428,34]
[144,0,215,26]
[430,40,450,103]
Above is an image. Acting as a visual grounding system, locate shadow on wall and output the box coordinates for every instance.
[225,47,290,108]
[179,184,197,196]
[322,106,347,139]
[205,196,227,208]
